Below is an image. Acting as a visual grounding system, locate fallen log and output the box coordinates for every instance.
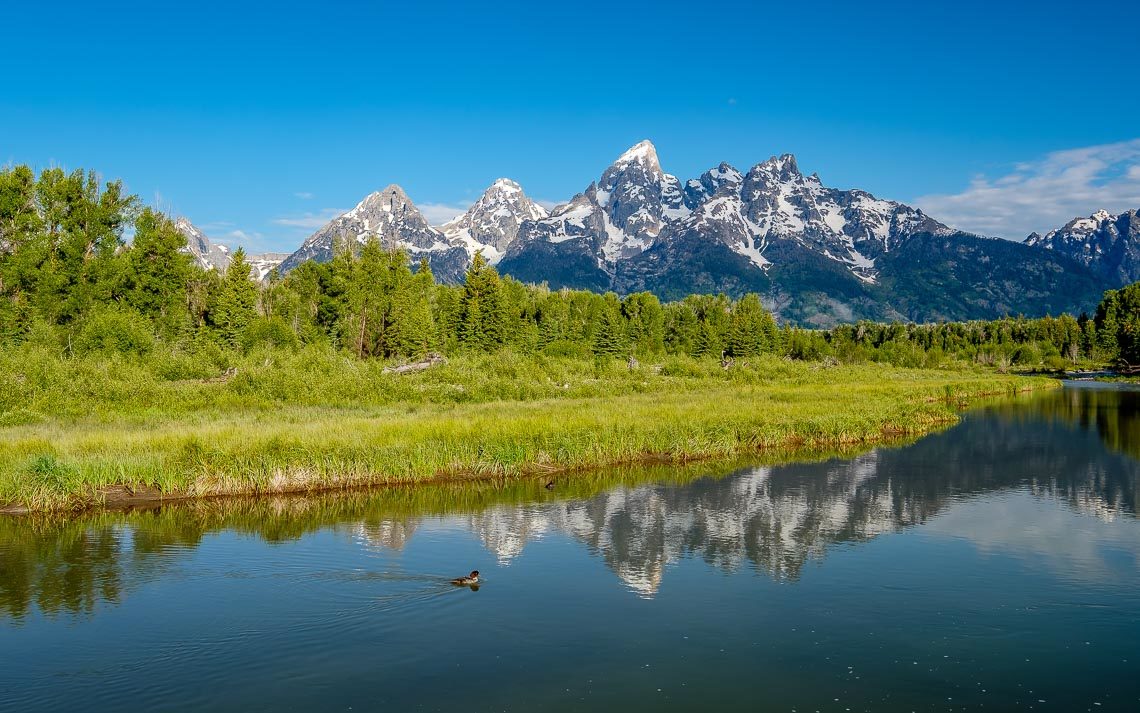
[382,352,448,375]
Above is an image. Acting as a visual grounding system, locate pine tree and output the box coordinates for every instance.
[591,293,628,357]
[1112,282,1140,366]
[390,258,435,357]
[1094,289,1121,362]
[459,252,506,351]
[211,248,259,347]
[727,293,770,357]
[621,292,664,356]
[124,208,193,336]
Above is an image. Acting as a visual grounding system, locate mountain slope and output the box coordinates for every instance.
[498,141,689,279]
[875,232,1105,320]
[440,178,547,264]
[265,140,1129,324]
[276,185,469,282]
[175,217,231,272]
[1025,209,1140,285]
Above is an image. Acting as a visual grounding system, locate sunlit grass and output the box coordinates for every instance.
[0,346,1056,512]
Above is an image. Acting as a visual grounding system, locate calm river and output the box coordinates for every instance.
[1,382,1138,711]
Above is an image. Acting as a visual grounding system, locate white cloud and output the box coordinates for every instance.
[294,191,314,200]
[417,201,468,225]
[271,208,347,230]
[535,199,562,212]
[916,138,1140,239]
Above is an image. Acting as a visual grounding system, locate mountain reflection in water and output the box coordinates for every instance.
[1,382,1136,618]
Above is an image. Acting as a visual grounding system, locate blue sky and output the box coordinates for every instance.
[3,0,1139,252]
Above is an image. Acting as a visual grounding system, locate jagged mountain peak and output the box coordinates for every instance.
[490,177,523,191]
[174,216,230,272]
[1024,207,1140,285]
[503,139,689,269]
[748,153,803,182]
[278,184,471,281]
[613,140,660,168]
[440,178,548,263]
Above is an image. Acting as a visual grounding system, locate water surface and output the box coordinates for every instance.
[2,383,1138,711]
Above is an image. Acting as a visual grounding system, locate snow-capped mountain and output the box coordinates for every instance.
[263,140,1115,324]
[1025,209,1140,285]
[440,178,547,265]
[175,218,289,282]
[499,141,948,288]
[276,185,469,281]
[277,180,547,281]
[175,217,231,272]
[499,141,689,280]
[248,253,289,281]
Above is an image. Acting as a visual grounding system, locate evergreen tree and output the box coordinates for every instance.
[123,208,193,336]
[459,252,506,351]
[727,293,774,357]
[1111,283,1140,366]
[621,292,664,356]
[1094,288,1121,362]
[591,293,628,357]
[211,248,259,346]
[389,258,435,357]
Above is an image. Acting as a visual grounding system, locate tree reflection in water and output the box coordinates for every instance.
[1,384,1136,615]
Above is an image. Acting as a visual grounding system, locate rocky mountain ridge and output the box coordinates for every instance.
[180,140,1136,324]
[1025,208,1140,286]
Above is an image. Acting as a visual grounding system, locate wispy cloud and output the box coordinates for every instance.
[271,208,347,230]
[916,138,1140,239]
[417,201,468,225]
[221,229,277,254]
[294,191,314,200]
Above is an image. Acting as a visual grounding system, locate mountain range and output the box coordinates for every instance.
[178,140,1140,326]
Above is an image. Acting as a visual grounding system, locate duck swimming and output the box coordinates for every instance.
[451,570,480,586]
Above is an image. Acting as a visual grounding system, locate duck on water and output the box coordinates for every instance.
[451,571,480,587]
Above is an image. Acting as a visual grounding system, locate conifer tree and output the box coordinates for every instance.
[124,208,193,336]
[1111,283,1140,366]
[459,252,506,351]
[390,258,435,357]
[591,293,628,357]
[211,248,259,346]
[726,293,779,357]
[621,292,664,356]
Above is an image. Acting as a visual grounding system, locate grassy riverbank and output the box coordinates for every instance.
[0,347,1056,512]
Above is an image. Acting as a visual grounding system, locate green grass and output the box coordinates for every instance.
[0,345,1058,512]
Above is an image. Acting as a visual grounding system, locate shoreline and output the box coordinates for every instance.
[0,374,1057,515]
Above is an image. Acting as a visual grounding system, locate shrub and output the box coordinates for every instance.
[74,307,155,356]
[242,316,300,352]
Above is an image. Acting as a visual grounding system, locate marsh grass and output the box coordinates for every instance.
[0,345,1056,512]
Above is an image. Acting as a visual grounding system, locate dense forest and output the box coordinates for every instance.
[2,165,1138,370]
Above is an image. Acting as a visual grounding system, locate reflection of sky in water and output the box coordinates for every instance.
[925,493,1140,583]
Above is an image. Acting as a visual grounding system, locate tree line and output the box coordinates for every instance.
[1,164,1137,368]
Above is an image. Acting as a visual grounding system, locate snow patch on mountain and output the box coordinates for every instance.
[440,178,547,265]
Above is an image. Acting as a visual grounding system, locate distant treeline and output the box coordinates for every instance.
[2,164,1138,368]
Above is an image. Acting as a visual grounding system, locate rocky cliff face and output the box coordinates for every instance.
[1025,209,1140,285]
[175,218,289,282]
[440,178,547,264]
[175,217,231,272]
[255,140,1134,323]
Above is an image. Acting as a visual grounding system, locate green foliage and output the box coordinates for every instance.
[1096,283,1140,366]
[591,293,629,356]
[123,208,192,336]
[0,160,1124,387]
[459,252,507,351]
[75,305,155,356]
[210,249,259,346]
